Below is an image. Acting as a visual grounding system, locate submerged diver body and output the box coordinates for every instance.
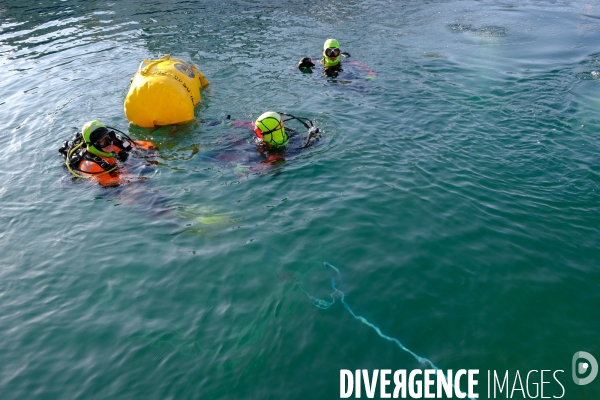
[253,111,321,161]
[297,38,376,81]
[58,122,239,233]
[58,120,157,187]
[199,112,321,175]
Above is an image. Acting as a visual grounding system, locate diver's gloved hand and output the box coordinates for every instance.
[58,141,69,156]
[116,151,129,162]
[340,51,351,57]
[308,127,320,135]
[298,57,315,72]
[121,140,132,151]
[302,126,322,149]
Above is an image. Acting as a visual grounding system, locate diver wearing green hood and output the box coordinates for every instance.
[298,38,350,77]
[253,111,320,150]
[321,38,344,67]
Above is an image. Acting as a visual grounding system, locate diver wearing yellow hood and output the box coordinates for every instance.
[321,38,344,67]
[252,111,321,163]
[298,38,350,76]
[58,120,157,186]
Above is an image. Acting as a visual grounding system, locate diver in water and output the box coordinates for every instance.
[298,38,349,78]
[297,38,376,80]
[58,120,156,187]
[253,111,321,163]
[198,111,321,176]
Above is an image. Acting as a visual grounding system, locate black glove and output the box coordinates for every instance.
[298,57,315,71]
[58,141,69,156]
[116,151,129,162]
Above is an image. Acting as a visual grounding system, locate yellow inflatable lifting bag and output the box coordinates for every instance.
[124,55,209,128]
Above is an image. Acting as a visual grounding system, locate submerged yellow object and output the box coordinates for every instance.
[124,55,209,128]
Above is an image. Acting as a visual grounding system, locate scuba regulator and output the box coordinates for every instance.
[276,112,321,149]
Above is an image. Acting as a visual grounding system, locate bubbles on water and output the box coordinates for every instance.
[422,52,447,59]
[574,54,600,80]
[449,23,473,33]
[479,26,509,37]
[448,23,508,37]
[475,26,508,37]
[575,70,600,80]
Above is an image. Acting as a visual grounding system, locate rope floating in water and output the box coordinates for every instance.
[299,262,476,400]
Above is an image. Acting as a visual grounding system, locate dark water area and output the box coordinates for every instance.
[1,0,600,399]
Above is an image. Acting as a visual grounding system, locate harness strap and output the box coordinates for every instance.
[82,152,113,171]
[278,112,313,130]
